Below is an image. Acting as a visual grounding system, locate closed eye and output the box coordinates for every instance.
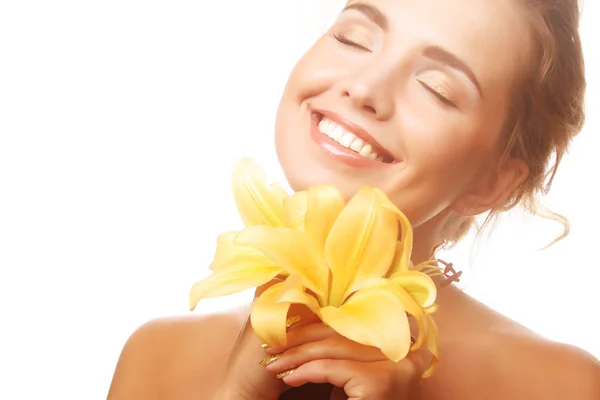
[329,33,372,52]
[417,79,456,107]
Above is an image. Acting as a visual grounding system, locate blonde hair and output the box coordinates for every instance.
[444,0,586,245]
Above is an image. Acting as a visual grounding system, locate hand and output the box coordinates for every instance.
[261,322,424,400]
[213,314,282,400]
[214,281,321,400]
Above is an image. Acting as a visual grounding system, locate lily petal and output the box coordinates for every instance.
[234,226,328,297]
[425,303,440,313]
[375,188,413,277]
[232,158,287,227]
[305,185,346,248]
[390,271,437,308]
[395,213,413,273]
[210,231,276,272]
[210,232,238,271]
[362,278,429,351]
[422,313,439,379]
[387,241,409,276]
[276,275,322,316]
[283,185,345,249]
[283,191,308,231]
[189,263,281,310]
[320,286,411,362]
[250,281,290,346]
[326,186,398,306]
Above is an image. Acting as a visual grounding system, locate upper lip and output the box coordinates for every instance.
[313,108,398,162]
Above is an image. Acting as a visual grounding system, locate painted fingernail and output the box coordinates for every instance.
[285,315,301,330]
[259,354,282,367]
[276,368,295,379]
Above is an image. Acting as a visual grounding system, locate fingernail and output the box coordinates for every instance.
[276,368,295,379]
[259,354,282,367]
[285,315,301,330]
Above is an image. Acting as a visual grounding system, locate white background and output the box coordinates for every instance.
[0,1,598,399]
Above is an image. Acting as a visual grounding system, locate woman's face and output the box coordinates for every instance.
[275,0,532,228]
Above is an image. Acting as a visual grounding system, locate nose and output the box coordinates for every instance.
[338,60,398,121]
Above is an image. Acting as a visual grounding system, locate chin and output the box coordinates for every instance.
[277,152,371,202]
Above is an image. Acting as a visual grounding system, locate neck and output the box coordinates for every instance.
[410,210,451,265]
[409,209,462,286]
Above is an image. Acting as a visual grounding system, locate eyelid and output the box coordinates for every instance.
[416,77,455,105]
[330,25,374,52]
[331,33,371,51]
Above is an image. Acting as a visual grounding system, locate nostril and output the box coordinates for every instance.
[362,104,377,115]
[343,90,379,116]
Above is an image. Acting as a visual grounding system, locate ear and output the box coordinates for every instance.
[451,158,529,216]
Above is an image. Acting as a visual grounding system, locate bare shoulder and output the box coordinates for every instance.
[421,290,600,399]
[486,332,600,399]
[107,307,248,400]
[434,308,599,398]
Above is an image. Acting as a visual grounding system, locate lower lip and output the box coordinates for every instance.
[309,113,388,168]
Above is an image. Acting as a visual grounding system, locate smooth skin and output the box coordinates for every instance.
[108,0,600,398]
[108,286,600,399]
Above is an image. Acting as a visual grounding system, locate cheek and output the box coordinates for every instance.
[275,41,352,189]
[404,118,475,170]
[383,129,487,224]
[411,133,486,196]
[401,103,489,172]
[281,38,350,102]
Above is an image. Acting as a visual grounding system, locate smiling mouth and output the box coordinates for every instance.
[313,111,396,164]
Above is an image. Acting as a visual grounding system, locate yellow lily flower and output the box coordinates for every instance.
[188,231,283,305]
[232,157,288,227]
[189,159,440,376]
[243,185,437,364]
[421,312,439,378]
[386,235,441,376]
[189,158,290,309]
[363,274,439,376]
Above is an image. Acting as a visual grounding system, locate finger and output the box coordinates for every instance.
[265,337,385,375]
[266,322,333,354]
[281,359,359,388]
[282,360,398,400]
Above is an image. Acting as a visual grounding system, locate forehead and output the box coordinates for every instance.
[347,0,533,94]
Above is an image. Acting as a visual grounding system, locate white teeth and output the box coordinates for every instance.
[318,116,384,161]
[350,138,363,152]
[338,132,356,147]
[331,125,344,141]
[359,144,373,157]
[318,119,328,134]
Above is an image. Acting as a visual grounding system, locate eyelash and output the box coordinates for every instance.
[329,33,371,52]
[417,80,456,107]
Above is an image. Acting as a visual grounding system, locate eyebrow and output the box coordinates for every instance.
[343,2,483,98]
[424,46,484,98]
[343,2,388,31]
